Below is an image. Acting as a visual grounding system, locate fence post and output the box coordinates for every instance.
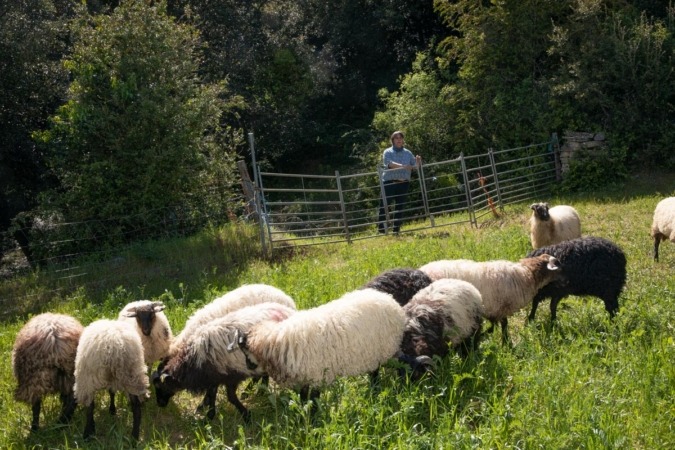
[551,132,562,181]
[335,171,351,243]
[488,148,504,212]
[417,162,434,227]
[248,132,269,258]
[459,152,477,227]
[377,167,390,233]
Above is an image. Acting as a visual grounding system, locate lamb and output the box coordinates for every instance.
[419,254,562,343]
[229,288,407,404]
[651,196,675,261]
[526,236,627,321]
[170,283,296,355]
[400,278,484,363]
[74,319,149,440]
[11,313,84,432]
[361,268,433,306]
[529,202,581,249]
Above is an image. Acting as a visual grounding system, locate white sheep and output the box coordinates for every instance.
[169,284,296,355]
[230,288,406,405]
[152,302,296,421]
[419,254,562,343]
[119,300,172,366]
[11,313,84,432]
[74,319,149,440]
[529,202,581,249]
[651,196,675,261]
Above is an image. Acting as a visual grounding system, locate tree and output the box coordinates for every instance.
[33,0,240,258]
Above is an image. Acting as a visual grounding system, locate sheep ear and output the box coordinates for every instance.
[160,373,169,383]
[225,329,240,352]
[124,310,137,318]
[529,203,537,210]
[547,256,560,271]
[152,302,166,312]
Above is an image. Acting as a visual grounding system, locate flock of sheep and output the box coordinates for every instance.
[10,197,674,441]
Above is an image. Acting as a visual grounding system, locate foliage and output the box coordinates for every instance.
[31,0,240,259]
[0,0,76,235]
[0,172,673,448]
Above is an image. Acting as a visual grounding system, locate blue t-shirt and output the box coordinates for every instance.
[382,146,416,181]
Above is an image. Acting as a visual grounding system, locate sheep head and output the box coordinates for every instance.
[123,301,165,336]
[530,202,551,220]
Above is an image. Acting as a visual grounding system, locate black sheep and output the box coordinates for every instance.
[526,236,627,321]
[361,268,433,306]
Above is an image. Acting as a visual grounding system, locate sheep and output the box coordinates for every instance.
[229,288,407,406]
[361,268,433,306]
[163,283,296,413]
[529,202,581,249]
[397,278,484,380]
[651,196,675,261]
[170,284,296,355]
[152,302,296,422]
[419,254,562,343]
[526,236,627,322]
[119,300,172,366]
[11,313,84,432]
[74,319,149,440]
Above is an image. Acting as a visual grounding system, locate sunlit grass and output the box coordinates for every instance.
[0,172,673,448]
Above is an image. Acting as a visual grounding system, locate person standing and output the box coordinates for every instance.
[378,131,422,234]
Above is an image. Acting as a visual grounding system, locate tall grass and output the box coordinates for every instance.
[0,171,673,449]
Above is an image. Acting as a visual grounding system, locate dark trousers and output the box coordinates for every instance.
[378,180,410,232]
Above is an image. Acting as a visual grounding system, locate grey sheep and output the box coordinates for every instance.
[11,313,84,432]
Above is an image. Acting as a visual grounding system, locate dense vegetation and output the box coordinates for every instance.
[0,171,673,449]
[2,1,675,260]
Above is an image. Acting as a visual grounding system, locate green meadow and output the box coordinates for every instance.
[0,171,673,449]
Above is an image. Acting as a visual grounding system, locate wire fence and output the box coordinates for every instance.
[251,134,561,256]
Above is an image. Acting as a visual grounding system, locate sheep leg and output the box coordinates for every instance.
[528,296,542,322]
[83,402,96,440]
[368,368,380,387]
[108,389,116,415]
[224,380,250,423]
[30,399,41,431]
[500,318,509,345]
[129,394,142,441]
[604,296,619,318]
[196,386,218,415]
[57,392,77,424]
[299,385,321,419]
[653,236,661,261]
[549,297,562,321]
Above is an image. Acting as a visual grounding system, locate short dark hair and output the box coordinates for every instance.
[390,131,405,144]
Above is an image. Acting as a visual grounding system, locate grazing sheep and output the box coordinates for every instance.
[230,288,406,405]
[170,284,296,355]
[152,302,296,421]
[527,236,627,321]
[651,196,675,261]
[11,313,84,432]
[361,268,433,306]
[419,254,562,343]
[398,278,484,379]
[74,320,149,440]
[529,202,581,249]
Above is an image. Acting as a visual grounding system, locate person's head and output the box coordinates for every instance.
[390,131,405,148]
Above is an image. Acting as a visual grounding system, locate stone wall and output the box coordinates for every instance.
[560,131,607,175]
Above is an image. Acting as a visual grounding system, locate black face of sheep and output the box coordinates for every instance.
[530,202,551,221]
[124,302,165,336]
[396,353,434,381]
[152,368,179,407]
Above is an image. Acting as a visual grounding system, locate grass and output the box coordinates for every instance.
[0,170,673,449]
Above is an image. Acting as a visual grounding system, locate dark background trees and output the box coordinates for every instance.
[1,0,673,261]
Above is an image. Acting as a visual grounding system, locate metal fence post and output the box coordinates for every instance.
[488,148,504,212]
[417,162,434,227]
[335,171,351,243]
[377,167,390,233]
[248,132,269,258]
[551,132,562,181]
[459,152,477,227]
